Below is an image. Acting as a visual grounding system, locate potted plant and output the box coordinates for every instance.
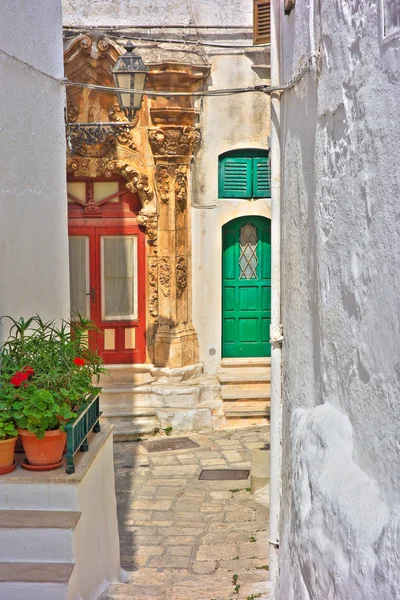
[0,406,18,474]
[0,314,105,470]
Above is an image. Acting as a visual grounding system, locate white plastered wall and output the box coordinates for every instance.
[62,0,253,27]
[277,1,400,598]
[0,0,69,338]
[191,50,271,374]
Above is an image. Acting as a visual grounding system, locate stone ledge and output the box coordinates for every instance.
[0,425,113,484]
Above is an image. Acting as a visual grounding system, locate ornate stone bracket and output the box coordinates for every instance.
[136,214,158,243]
[148,126,201,157]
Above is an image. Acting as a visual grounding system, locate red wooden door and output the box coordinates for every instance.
[67,178,146,364]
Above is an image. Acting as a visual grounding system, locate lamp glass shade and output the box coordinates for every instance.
[112,45,148,114]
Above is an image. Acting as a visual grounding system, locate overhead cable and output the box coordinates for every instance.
[64,79,280,96]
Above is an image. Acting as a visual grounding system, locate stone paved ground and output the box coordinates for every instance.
[100,426,271,600]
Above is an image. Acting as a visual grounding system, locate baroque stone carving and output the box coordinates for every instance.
[83,185,102,216]
[158,258,171,296]
[176,257,188,296]
[67,158,157,216]
[67,100,79,123]
[66,125,117,157]
[155,165,171,204]
[121,166,154,208]
[148,257,159,319]
[79,35,92,54]
[109,105,139,128]
[175,165,188,211]
[148,126,201,157]
[137,214,158,242]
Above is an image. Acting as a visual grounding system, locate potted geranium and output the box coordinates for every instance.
[0,314,105,470]
[0,406,18,474]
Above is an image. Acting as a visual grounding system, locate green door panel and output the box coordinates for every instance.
[222,216,271,358]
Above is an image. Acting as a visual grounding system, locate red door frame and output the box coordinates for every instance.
[68,225,146,364]
[67,176,146,364]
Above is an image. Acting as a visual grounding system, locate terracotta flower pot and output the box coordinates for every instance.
[0,436,17,468]
[18,429,67,467]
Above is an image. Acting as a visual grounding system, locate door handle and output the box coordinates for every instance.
[86,287,95,303]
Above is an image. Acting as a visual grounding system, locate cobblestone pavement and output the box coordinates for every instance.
[100,426,271,600]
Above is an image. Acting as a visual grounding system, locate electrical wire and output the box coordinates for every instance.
[63,28,270,49]
[64,79,279,97]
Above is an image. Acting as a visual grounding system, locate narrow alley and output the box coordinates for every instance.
[100,427,271,600]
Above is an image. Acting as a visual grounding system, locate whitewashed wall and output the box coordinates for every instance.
[0,0,69,336]
[63,0,253,27]
[278,1,400,598]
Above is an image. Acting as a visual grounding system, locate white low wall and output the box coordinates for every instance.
[0,426,123,600]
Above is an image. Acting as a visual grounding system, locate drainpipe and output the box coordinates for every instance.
[268,0,282,590]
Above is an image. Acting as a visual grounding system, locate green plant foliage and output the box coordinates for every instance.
[0,405,18,440]
[0,314,106,439]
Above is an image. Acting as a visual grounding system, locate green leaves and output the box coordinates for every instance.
[0,402,18,440]
[0,313,105,439]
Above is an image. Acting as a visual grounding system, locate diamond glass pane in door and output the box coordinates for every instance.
[68,236,89,317]
[101,236,138,320]
[239,224,258,280]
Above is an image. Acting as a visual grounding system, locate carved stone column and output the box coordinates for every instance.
[149,126,201,368]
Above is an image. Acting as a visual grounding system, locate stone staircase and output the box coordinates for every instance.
[98,365,158,440]
[98,363,209,440]
[217,357,271,427]
[0,509,80,600]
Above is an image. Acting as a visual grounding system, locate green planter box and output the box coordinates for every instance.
[65,391,102,474]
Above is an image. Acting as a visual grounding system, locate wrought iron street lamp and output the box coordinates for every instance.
[112,42,148,121]
[66,40,148,155]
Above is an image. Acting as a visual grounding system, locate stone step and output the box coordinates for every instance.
[111,418,160,441]
[221,385,271,400]
[0,562,74,583]
[100,384,200,411]
[217,369,271,384]
[98,364,154,385]
[100,384,152,405]
[220,357,271,369]
[0,510,81,563]
[0,581,69,600]
[101,408,157,421]
[0,510,81,530]
[223,417,270,428]
[0,528,74,562]
[224,401,271,418]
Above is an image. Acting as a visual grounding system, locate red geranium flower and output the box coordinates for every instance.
[23,366,34,377]
[10,371,28,387]
[73,357,85,366]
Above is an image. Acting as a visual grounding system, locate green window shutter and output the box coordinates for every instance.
[253,157,271,198]
[219,157,252,198]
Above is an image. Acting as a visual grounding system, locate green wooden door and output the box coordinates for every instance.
[222,216,271,357]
